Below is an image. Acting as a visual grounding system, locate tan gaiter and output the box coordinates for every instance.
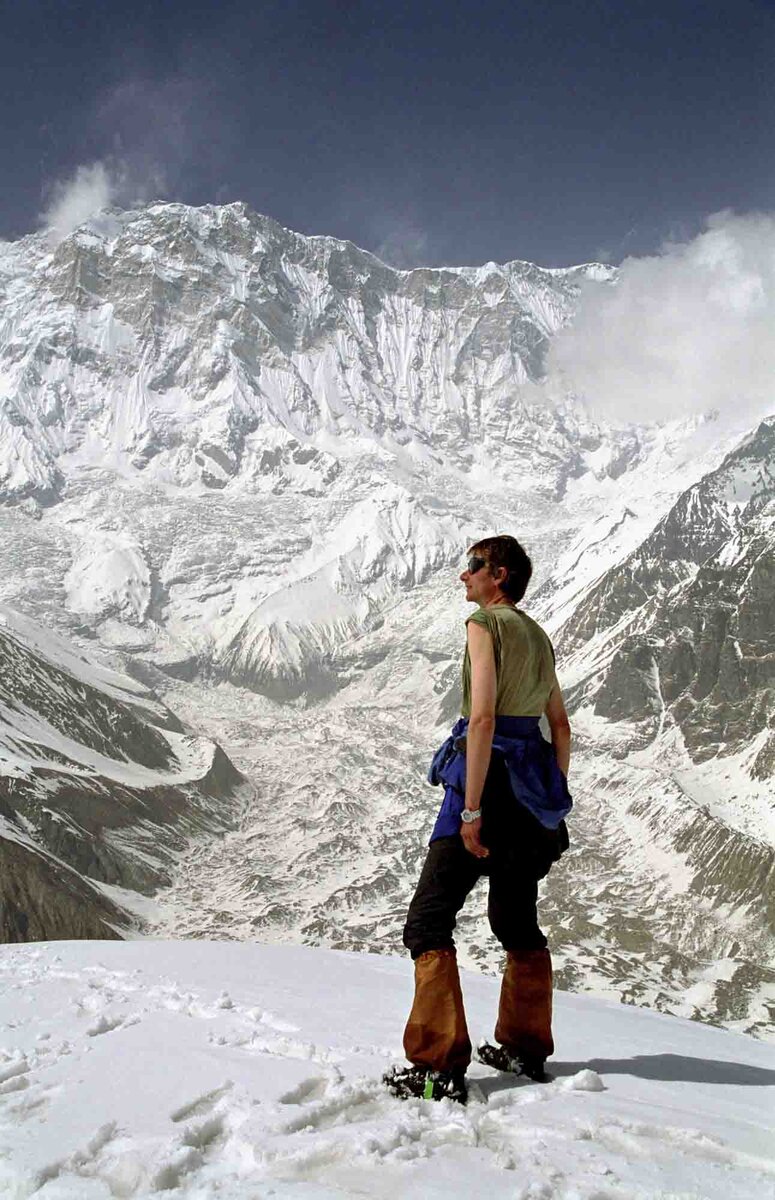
[494,948,554,1060]
[403,948,472,1071]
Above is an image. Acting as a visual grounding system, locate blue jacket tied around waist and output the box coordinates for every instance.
[428,715,572,843]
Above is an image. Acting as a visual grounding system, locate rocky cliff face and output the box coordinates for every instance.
[561,418,775,774]
[0,834,125,943]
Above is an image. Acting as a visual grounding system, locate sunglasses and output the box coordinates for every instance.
[466,556,488,574]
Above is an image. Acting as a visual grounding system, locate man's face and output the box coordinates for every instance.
[460,553,497,605]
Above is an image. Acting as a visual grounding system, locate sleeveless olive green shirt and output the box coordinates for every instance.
[461,605,557,717]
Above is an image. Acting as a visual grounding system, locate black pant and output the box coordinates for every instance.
[403,754,556,959]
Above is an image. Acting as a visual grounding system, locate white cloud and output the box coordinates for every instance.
[373,221,431,269]
[546,211,775,426]
[41,162,118,238]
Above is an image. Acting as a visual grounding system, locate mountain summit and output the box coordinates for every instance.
[1,201,613,507]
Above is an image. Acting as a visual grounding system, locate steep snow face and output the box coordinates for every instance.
[2,200,755,699]
[0,202,616,506]
[0,940,773,1200]
[0,201,748,696]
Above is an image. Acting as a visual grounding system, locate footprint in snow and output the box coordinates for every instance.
[278,1080,385,1136]
[33,1120,118,1191]
[243,1032,341,1065]
[170,1082,235,1124]
[6,1089,51,1121]
[279,1076,331,1105]
[180,1113,227,1151]
[154,1107,232,1191]
[86,1013,140,1038]
[0,1059,30,1096]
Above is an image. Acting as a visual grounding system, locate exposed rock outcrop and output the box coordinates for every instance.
[0,609,246,940]
[0,832,124,943]
[564,418,775,770]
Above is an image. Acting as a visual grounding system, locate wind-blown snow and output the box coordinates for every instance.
[0,941,773,1199]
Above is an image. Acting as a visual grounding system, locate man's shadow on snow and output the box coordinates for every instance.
[556,1054,775,1086]
[477,1054,775,1098]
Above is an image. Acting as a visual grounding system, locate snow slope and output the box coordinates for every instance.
[0,941,773,1200]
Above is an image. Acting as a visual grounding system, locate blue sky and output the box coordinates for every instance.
[3,0,774,267]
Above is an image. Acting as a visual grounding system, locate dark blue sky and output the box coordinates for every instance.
[3,0,774,266]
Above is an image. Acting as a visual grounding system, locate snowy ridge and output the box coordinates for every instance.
[0,202,615,507]
[219,487,465,694]
[0,605,209,785]
[0,608,245,937]
[0,941,773,1199]
[0,606,152,706]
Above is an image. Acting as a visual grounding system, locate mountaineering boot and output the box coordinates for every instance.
[383,1064,468,1104]
[475,1040,551,1082]
[386,947,471,1104]
[402,947,472,1073]
[491,948,554,1072]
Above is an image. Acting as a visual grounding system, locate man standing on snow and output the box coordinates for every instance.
[385,535,572,1104]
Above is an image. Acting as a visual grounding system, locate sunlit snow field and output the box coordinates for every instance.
[0,941,773,1199]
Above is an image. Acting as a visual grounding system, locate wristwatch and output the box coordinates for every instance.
[460,808,482,824]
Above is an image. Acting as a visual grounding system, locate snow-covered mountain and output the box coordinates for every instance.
[0,201,627,687]
[0,201,771,1037]
[561,416,774,753]
[559,416,774,821]
[0,202,616,501]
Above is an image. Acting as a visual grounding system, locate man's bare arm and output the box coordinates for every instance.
[545,684,571,777]
[462,621,497,859]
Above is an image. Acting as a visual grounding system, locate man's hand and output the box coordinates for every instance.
[461,816,489,858]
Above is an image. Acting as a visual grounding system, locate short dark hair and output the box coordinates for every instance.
[468,534,533,602]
